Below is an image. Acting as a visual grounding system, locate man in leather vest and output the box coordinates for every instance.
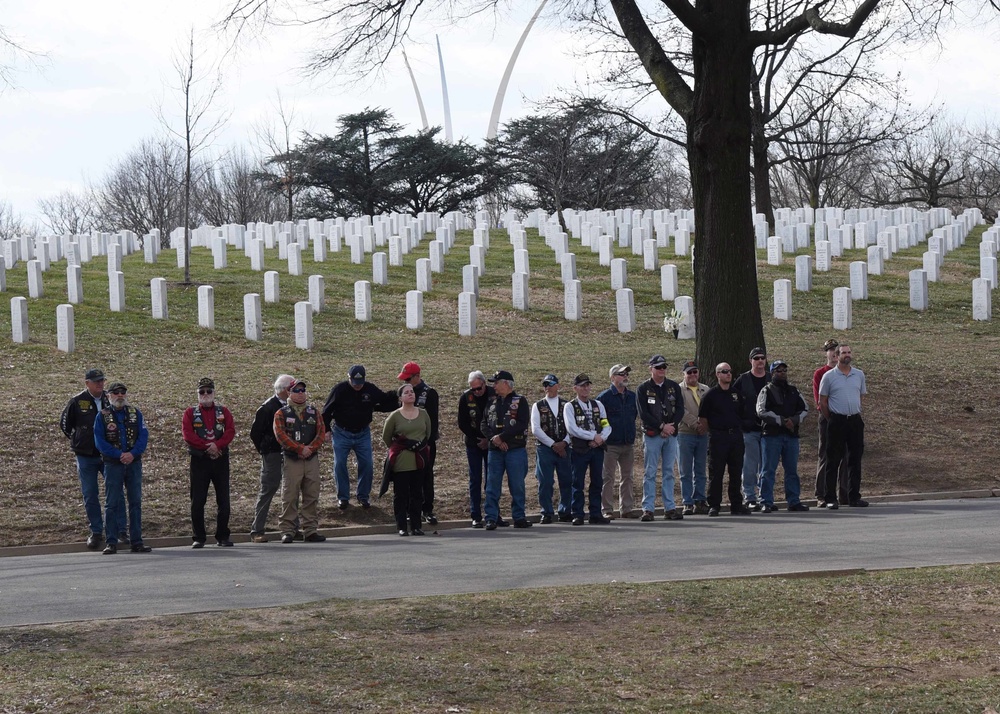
[457,370,498,528]
[530,374,572,523]
[480,370,532,530]
[564,374,612,526]
[636,354,685,522]
[398,361,440,525]
[273,379,328,543]
[93,382,150,554]
[182,377,236,548]
[60,367,126,550]
[756,360,810,513]
[249,374,297,542]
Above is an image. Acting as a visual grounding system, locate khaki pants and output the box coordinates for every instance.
[280,456,320,536]
[602,443,635,515]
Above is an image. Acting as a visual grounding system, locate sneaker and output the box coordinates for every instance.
[571,517,584,526]
[513,519,533,528]
[708,507,720,517]
[86,533,103,550]
[338,500,349,509]
[192,541,205,549]
[761,504,774,513]
[398,529,409,536]
[293,532,305,542]
[216,540,235,547]
[682,504,695,516]
[557,513,573,522]
[788,503,810,511]
[665,509,684,521]
[304,533,326,542]
[694,501,711,515]
[747,501,761,512]
[601,512,616,521]
[485,521,497,531]
[471,519,484,529]
[640,511,655,522]
[412,528,425,536]
[589,515,612,524]
[424,512,438,525]
[539,514,553,524]
[102,543,117,555]
[816,500,827,508]
[849,499,870,508]
[826,502,839,510]
[250,532,269,543]
[130,544,152,553]
[281,533,294,543]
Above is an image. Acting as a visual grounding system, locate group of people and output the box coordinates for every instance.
[60,340,867,550]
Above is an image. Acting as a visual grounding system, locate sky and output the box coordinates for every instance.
[1,1,999,226]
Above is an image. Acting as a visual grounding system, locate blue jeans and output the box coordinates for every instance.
[466,444,488,520]
[103,458,143,545]
[761,434,801,506]
[535,443,573,516]
[332,425,374,502]
[77,454,125,535]
[742,431,763,503]
[677,433,708,505]
[570,448,604,518]
[484,447,528,523]
[642,434,678,512]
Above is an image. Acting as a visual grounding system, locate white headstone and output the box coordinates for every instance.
[643,239,658,271]
[406,290,424,330]
[371,252,388,286]
[430,240,445,273]
[564,279,582,321]
[773,279,792,320]
[108,244,122,275]
[561,253,577,284]
[599,235,613,266]
[213,237,228,270]
[109,271,125,312]
[350,237,364,265]
[243,293,262,340]
[308,274,325,313]
[512,272,529,311]
[313,234,327,263]
[151,277,168,319]
[354,280,372,322]
[767,237,782,266]
[176,245,187,269]
[143,237,157,264]
[0,256,5,292]
[264,270,280,303]
[674,230,690,256]
[867,246,883,276]
[27,260,43,298]
[389,237,403,267]
[815,241,831,272]
[794,255,812,291]
[250,239,265,271]
[981,256,998,290]
[615,288,636,333]
[287,244,303,276]
[833,287,853,330]
[294,301,314,349]
[611,258,627,290]
[849,261,868,300]
[973,278,992,321]
[470,245,487,276]
[55,303,75,353]
[10,296,28,343]
[198,285,214,328]
[67,265,83,304]
[660,264,678,301]
[674,296,695,339]
[922,251,939,282]
[514,249,530,276]
[458,291,476,336]
[909,269,928,311]
[462,264,480,296]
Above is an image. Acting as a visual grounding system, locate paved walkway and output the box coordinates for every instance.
[1,498,998,627]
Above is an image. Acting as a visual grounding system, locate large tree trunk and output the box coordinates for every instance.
[690,2,766,376]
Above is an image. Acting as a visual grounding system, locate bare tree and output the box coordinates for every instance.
[198,148,285,225]
[37,190,98,235]
[160,28,229,282]
[252,92,309,220]
[0,199,27,241]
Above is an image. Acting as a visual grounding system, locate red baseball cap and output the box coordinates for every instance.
[398,361,421,380]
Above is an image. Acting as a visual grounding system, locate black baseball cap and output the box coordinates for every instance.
[648,354,667,368]
[349,365,366,385]
[749,347,766,360]
[574,374,592,386]
[682,361,699,374]
[85,368,105,381]
[488,370,514,383]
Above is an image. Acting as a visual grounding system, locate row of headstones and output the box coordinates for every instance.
[520,207,696,250]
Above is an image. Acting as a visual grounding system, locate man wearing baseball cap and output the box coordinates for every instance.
[182,377,236,547]
[677,361,710,516]
[813,338,849,506]
[756,360,810,513]
[60,368,126,549]
[480,370,532,530]
[564,374,613,525]
[398,361,440,525]
[636,355,685,521]
[322,365,397,509]
[597,364,638,518]
[530,374,572,523]
[733,347,771,509]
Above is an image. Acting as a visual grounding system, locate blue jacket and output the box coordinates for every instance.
[596,385,637,445]
[94,405,149,460]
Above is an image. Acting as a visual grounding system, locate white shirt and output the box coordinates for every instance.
[563,398,612,442]
[530,395,570,447]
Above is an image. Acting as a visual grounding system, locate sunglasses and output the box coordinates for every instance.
[773,367,788,372]
[109,389,126,395]
[686,370,699,374]
[652,365,666,370]
[198,388,214,395]
[717,369,732,374]
[752,356,766,361]
[290,386,307,393]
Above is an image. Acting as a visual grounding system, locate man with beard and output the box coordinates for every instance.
[182,377,236,548]
[249,374,297,542]
[93,382,150,554]
[457,370,498,528]
[756,360,810,513]
[273,379,327,543]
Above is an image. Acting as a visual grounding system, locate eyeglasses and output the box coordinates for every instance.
[752,356,766,361]
[717,369,732,374]
[652,365,666,370]
[109,389,126,395]
[198,388,214,395]
[290,386,306,393]
[687,370,699,374]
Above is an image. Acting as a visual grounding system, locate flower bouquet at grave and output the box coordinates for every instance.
[663,308,684,338]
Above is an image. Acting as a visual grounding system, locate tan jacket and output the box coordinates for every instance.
[678,382,709,435]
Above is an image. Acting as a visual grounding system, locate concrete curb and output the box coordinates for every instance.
[2,489,995,559]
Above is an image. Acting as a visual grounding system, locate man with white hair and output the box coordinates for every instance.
[457,369,496,528]
[249,374,297,543]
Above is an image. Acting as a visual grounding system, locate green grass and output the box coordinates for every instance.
[0,224,997,547]
[2,564,1000,712]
